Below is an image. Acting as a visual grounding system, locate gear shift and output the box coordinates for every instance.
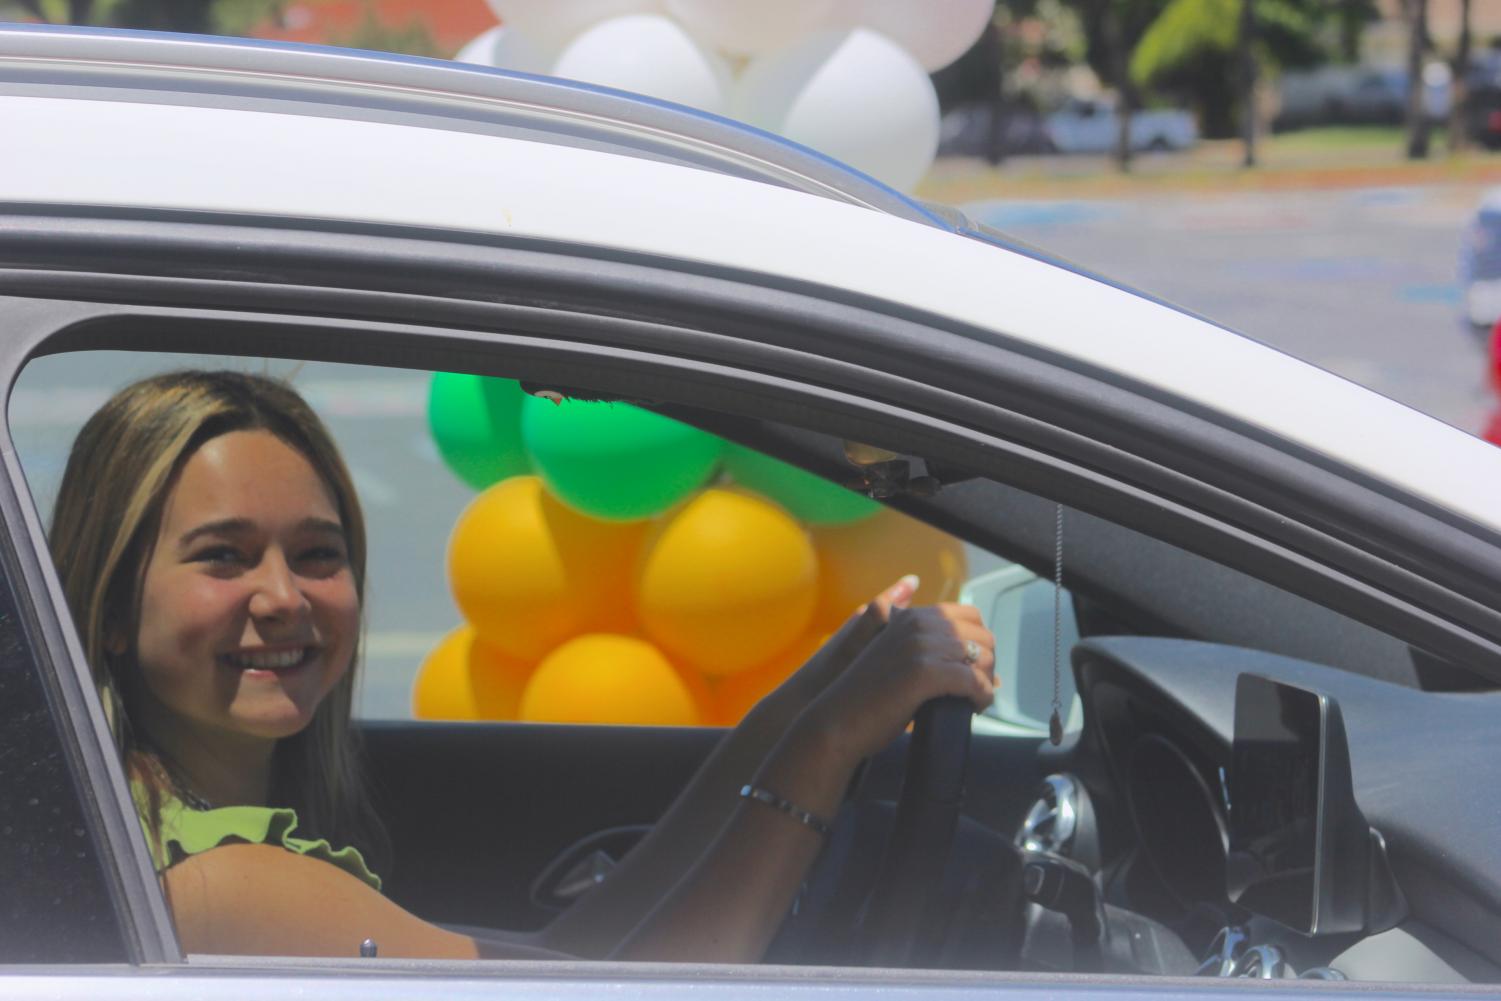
[1021,851,1104,971]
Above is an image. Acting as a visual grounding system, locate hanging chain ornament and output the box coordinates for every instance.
[1049,503,1065,746]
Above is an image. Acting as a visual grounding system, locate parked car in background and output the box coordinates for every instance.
[937,100,1056,160]
[1460,186,1501,335]
[1462,49,1501,150]
[3,23,1501,1001]
[1045,96,1197,154]
[1274,64,1450,132]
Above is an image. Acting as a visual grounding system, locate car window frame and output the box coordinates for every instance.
[3,216,1501,969]
[0,460,141,964]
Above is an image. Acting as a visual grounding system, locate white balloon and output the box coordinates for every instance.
[733,29,939,192]
[552,14,732,115]
[453,26,504,66]
[492,28,561,74]
[666,0,843,56]
[451,25,558,75]
[855,0,993,72]
[488,0,655,49]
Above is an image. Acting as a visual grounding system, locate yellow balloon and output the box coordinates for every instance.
[519,634,702,726]
[713,630,829,726]
[637,488,818,677]
[812,507,967,632]
[412,626,533,721]
[448,476,645,660]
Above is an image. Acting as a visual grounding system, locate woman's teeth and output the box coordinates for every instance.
[224,648,309,671]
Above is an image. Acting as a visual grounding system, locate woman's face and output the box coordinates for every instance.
[133,429,359,744]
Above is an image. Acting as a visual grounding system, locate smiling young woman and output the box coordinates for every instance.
[48,370,998,961]
[49,371,387,870]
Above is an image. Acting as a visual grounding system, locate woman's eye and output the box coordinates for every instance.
[297,546,348,571]
[193,545,246,568]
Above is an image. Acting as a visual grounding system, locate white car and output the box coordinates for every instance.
[1045,97,1198,154]
[2,23,1500,1000]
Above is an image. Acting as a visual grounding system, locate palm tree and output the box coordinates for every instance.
[1403,0,1431,159]
[1449,0,1473,153]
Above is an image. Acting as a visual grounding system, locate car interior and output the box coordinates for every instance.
[10,327,1501,986]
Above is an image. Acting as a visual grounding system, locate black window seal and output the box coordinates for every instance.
[0,206,1495,559]
[1,299,1498,690]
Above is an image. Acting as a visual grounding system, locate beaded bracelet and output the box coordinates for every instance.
[739,784,832,836]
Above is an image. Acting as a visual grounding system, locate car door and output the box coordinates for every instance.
[4,196,1501,988]
[0,255,1063,963]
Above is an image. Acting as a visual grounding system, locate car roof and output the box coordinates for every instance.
[4,24,1501,535]
[0,22,946,226]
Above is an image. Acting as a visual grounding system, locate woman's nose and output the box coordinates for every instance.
[247,551,310,620]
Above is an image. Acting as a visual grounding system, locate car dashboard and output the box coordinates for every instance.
[1014,637,1501,984]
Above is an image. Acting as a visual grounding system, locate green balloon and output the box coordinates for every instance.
[723,443,880,525]
[427,373,531,491]
[522,397,723,520]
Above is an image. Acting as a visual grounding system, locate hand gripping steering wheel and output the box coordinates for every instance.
[858,696,973,967]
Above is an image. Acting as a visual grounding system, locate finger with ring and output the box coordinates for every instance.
[964,639,984,665]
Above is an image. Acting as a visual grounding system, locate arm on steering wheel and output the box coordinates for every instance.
[609,606,995,963]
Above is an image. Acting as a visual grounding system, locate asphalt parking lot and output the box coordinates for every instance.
[964,183,1494,436]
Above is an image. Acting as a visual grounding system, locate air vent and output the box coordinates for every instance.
[1015,774,1079,856]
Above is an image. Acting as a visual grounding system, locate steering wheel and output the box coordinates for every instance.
[857,696,974,967]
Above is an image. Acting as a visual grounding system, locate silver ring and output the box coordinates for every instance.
[964,639,983,665]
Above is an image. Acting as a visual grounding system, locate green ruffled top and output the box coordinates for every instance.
[132,778,382,892]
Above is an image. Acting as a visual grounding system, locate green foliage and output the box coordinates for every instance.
[1129,0,1237,88]
[330,4,438,58]
[931,0,1086,110]
[1256,0,1324,68]
[1131,0,1339,87]
[2,0,281,33]
[1,0,433,52]
[211,0,284,36]
[1000,0,1088,67]
[1127,0,1332,137]
[1073,0,1173,88]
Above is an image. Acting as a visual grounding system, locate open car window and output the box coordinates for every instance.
[10,341,1498,984]
[12,351,1044,730]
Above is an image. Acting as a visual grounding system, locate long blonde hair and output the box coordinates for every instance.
[50,370,386,867]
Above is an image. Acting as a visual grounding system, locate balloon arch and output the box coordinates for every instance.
[453,0,996,194]
[414,373,967,725]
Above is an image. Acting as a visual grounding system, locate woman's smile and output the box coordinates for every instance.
[220,644,320,674]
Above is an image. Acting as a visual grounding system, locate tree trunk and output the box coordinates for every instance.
[982,22,1007,166]
[1404,0,1431,159]
[1240,0,1258,167]
[1338,0,1363,63]
[1104,1,1133,172]
[1116,89,1135,172]
[1449,0,1472,152]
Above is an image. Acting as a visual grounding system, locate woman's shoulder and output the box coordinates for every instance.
[161,841,401,956]
[136,779,382,892]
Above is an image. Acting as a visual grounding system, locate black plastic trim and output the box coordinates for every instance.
[1,207,1494,555]
[0,305,179,963]
[1,298,1498,685]
[0,211,1496,621]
